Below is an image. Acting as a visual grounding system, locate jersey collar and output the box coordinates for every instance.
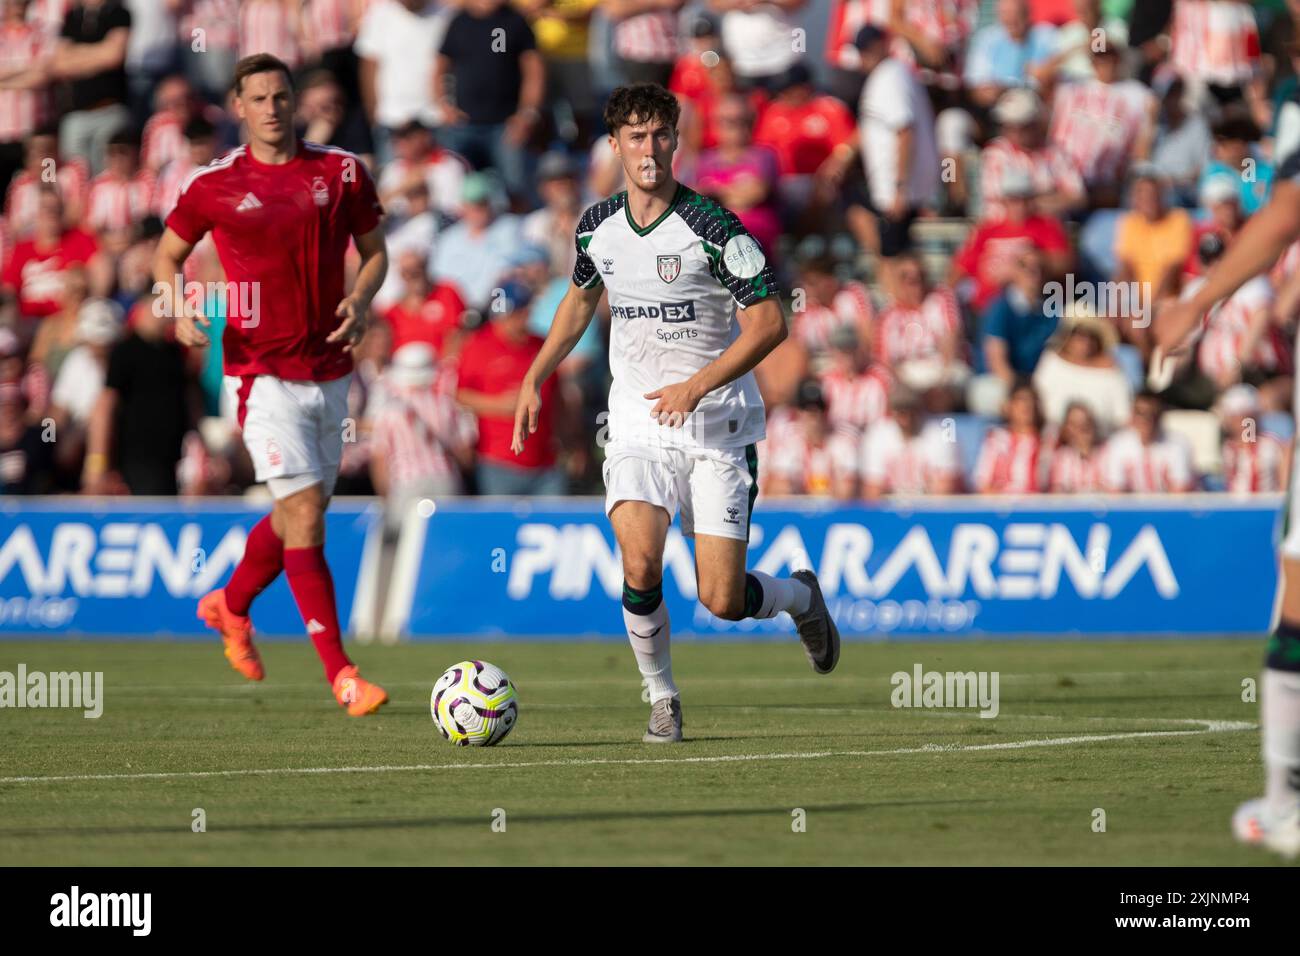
[624,183,682,237]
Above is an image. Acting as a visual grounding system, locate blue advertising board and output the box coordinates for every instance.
[403,496,1282,639]
[0,499,379,638]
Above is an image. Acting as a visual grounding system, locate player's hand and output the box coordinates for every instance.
[1153,297,1205,356]
[327,295,368,352]
[174,309,211,348]
[512,382,542,455]
[645,380,703,428]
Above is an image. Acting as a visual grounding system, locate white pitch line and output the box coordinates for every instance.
[100,669,1252,693]
[0,720,1255,786]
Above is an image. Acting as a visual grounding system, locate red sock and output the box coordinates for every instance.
[225,515,284,616]
[283,545,351,683]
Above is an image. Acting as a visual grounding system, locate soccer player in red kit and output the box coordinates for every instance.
[152,54,390,716]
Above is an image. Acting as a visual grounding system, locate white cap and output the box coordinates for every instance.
[388,341,436,387]
[1217,383,1260,418]
[1199,175,1240,208]
[992,88,1042,126]
[76,298,124,346]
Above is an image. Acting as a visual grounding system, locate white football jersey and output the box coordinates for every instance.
[573,184,778,451]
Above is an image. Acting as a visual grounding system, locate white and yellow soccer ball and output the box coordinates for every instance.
[430,660,518,746]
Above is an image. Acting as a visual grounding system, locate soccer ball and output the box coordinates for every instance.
[430,660,518,746]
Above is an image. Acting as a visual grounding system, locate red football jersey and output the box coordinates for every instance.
[165,141,384,382]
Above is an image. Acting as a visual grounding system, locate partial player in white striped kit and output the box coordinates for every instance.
[513,83,840,744]
[1157,141,1300,857]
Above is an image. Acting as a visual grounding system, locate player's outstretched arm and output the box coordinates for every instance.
[1156,180,1300,355]
[512,281,603,455]
[329,226,388,353]
[645,297,787,426]
[152,227,206,347]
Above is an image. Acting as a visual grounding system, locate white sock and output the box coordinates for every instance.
[623,598,677,704]
[1263,668,1300,815]
[746,571,812,619]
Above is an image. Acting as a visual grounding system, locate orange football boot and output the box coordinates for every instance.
[332,665,388,716]
[197,589,265,681]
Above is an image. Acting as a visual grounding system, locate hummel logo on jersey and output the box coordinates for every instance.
[306,619,326,634]
[235,192,263,212]
[601,257,615,275]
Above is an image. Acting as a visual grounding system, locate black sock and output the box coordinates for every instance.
[622,580,663,616]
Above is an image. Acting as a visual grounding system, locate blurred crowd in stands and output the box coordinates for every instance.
[0,0,1298,502]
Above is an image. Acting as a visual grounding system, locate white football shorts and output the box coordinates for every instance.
[603,441,758,541]
[223,373,352,499]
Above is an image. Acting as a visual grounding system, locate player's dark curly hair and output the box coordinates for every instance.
[603,83,681,136]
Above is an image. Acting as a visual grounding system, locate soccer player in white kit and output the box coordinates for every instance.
[1157,153,1300,857]
[512,84,840,743]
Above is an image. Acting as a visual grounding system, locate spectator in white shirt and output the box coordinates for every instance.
[848,24,939,262]
[974,379,1046,494]
[860,386,961,498]
[1104,391,1196,493]
[1033,307,1133,436]
[1217,383,1288,494]
[48,296,122,473]
[711,0,807,93]
[1046,400,1108,493]
[765,378,859,499]
[355,0,452,164]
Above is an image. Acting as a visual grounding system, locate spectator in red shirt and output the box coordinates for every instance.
[456,279,568,494]
[951,167,1072,315]
[752,63,856,222]
[2,185,99,322]
[675,50,769,168]
[382,248,467,356]
[667,12,720,106]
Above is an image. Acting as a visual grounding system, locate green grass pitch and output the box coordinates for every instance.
[0,638,1290,866]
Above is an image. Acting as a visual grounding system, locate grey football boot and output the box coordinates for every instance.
[643,696,683,743]
[791,569,840,674]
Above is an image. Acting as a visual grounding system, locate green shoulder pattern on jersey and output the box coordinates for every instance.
[673,186,779,308]
[572,192,628,290]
